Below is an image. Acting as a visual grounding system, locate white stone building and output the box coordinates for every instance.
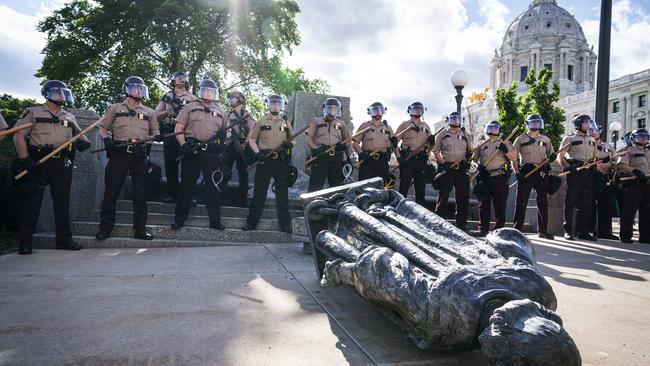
[460,0,648,145]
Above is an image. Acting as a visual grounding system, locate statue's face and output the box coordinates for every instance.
[479,299,581,366]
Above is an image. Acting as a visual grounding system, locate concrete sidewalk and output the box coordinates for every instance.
[0,236,649,366]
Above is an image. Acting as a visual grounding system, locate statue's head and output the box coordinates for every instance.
[479,299,581,366]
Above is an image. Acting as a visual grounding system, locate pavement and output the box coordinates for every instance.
[0,235,649,366]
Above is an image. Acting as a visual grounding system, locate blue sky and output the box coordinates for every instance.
[2,0,650,125]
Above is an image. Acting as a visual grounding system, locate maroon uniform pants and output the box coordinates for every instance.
[513,171,549,233]
[477,175,508,232]
[435,168,469,228]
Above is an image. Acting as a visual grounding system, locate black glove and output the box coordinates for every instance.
[633,169,648,183]
[335,142,347,152]
[465,151,473,160]
[75,139,91,152]
[516,172,525,182]
[216,129,227,143]
[400,148,412,159]
[256,151,268,162]
[390,136,398,148]
[427,134,435,144]
[359,152,370,161]
[601,156,611,164]
[153,134,165,142]
[181,143,194,159]
[548,152,557,162]
[21,157,37,172]
[564,165,577,175]
[103,137,116,154]
[281,141,293,150]
[440,162,452,172]
[313,145,327,156]
[497,142,508,153]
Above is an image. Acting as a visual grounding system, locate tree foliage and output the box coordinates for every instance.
[495,68,565,150]
[0,94,38,163]
[37,0,328,112]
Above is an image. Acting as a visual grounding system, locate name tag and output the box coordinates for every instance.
[261,125,272,131]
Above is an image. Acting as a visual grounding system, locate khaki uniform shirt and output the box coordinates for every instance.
[176,101,227,142]
[15,104,81,147]
[155,91,197,121]
[396,120,433,153]
[227,109,256,143]
[354,120,394,152]
[595,141,615,169]
[0,113,7,129]
[619,144,650,175]
[98,100,159,141]
[433,127,471,163]
[473,138,512,176]
[307,117,351,148]
[513,133,554,165]
[249,114,294,150]
[560,131,597,163]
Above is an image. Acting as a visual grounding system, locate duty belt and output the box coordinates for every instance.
[365,151,390,161]
[113,140,149,155]
[28,144,72,160]
[263,150,289,160]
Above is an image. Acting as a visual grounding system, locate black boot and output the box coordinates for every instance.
[577,233,597,241]
[171,221,184,230]
[241,223,256,231]
[279,225,293,234]
[55,240,83,251]
[163,195,176,204]
[133,229,154,240]
[95,229,112,240]
[18,242,32,255]
[538,232,555,240]
[210,221,225,230]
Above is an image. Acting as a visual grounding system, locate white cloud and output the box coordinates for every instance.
[285,0,510,129]
[581,0,650,79]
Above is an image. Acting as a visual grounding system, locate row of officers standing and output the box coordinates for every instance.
[6,74,650,255]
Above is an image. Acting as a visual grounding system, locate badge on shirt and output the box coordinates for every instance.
[62,119,69,128]
[138,113,145,120]
[212,111,218,117]
[538,141,544,147]
[589,141,595,146]
[280,124,287,132]
[334,123,341,130]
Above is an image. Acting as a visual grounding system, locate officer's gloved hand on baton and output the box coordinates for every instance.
[103,138,116,154]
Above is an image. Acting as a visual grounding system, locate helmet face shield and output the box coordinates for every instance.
[580,118,597,133]
[124,83,149,100]
[199,86,218,101]
[448,114,462,127]
[323,104,342,118]
[484,123,501,136]
[408,105,424,117]
[526,118,544,130]
[632,130,650,145]
[46,87,74,105]
[587,120,600,137]
[267,98,285,114]
[173,74,188,88]
[368,105,385,118]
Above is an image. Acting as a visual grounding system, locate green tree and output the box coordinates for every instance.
[495,68,565,150]
[37,0,328,112]
[0,94,38,163]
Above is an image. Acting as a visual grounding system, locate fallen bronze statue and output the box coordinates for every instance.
[300,177,581,366]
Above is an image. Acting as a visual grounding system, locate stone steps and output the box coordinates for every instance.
[31,234,286,249]
[110,211,281,230]
[116,200,303,218]
[70,221,293,243]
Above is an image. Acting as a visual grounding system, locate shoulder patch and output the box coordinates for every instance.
[19,109,31,119]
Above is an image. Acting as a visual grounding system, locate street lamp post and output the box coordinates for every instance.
[451,69,469,114]
[609,121,622,150]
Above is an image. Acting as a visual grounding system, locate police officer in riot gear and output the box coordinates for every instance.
[395,102,434,205]
[353,102,395,183]
[242,95,294,232]
[471,121,516,236]
[432,110,472,230]
[172,79,228,230]
[13,80,90,254]
[96,76,160,241]
[617,128,650,244]
[588,125,618,240]
[512,114,556,240]
[558,115,598,241]
[222,90,256,206]
[306,97,352,192]
[155,71,197,203]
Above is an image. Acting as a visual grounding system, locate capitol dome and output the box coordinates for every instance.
[490,0,596,97]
